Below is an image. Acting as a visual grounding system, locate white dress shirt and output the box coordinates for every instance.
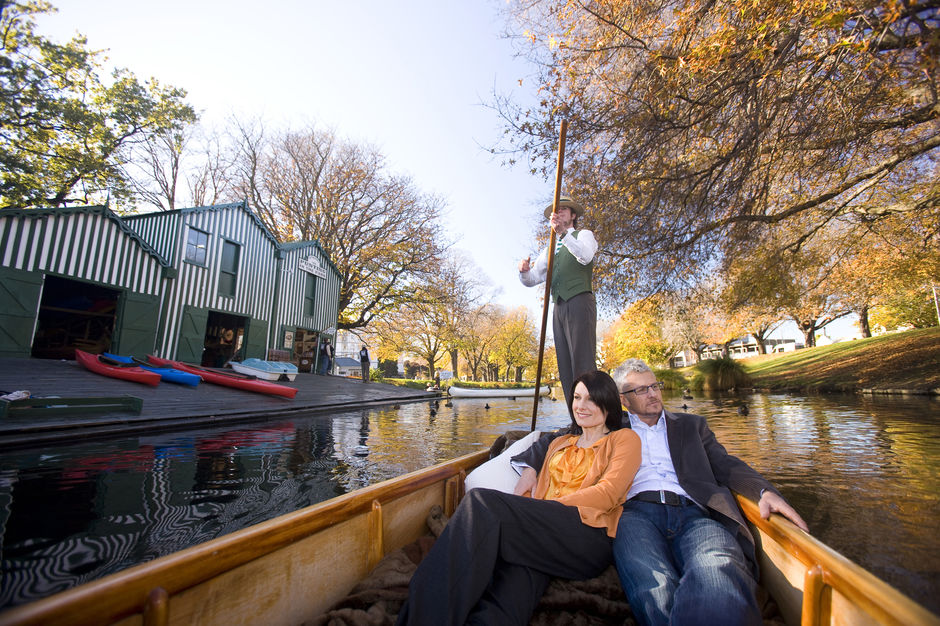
[519,227,598,287]
[626,411,698,506]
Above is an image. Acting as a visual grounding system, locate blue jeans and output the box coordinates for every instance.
[613,500,761,626]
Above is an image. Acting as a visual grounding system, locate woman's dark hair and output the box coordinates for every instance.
[567,370,623,434]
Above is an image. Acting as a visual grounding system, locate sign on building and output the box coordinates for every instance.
[299,257,327,278]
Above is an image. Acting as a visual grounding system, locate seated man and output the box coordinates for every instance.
[512,358,808,626]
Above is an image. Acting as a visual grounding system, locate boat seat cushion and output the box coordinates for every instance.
[465,430,542,493]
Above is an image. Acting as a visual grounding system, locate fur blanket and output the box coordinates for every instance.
[309,505,784,626]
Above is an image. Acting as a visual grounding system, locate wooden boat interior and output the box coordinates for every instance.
[0,449,936,626]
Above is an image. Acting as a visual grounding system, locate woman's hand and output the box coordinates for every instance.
[514,467,537,497]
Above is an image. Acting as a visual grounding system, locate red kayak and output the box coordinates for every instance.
[75,349,162,386]
[147,356,298,399]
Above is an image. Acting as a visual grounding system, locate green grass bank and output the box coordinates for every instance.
[740,327,940,394]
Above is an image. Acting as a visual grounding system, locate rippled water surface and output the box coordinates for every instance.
[1,392,938,614]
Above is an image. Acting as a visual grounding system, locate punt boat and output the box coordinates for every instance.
[448,385,549,398]
[0,449,935,626]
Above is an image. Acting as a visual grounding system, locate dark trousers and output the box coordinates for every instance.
[360,361,369,382]
[397,488,613,626]
[553,291,597,407]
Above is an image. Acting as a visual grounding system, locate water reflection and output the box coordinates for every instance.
[0,393,937,614]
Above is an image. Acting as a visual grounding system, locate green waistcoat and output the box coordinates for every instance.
[551,230,593,303]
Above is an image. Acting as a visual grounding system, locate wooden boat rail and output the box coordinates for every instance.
[736,495,939,626]
[0,450,489,626]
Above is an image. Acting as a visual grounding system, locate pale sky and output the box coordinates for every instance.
[39,0,552,316]
[37,1,854,343]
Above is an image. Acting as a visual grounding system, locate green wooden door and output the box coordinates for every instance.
[0,267,43,357]
[114,291,160,357]
[244,317,269,359]
[176,306,208,363]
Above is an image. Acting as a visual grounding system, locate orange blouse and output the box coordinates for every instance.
[544,445,595,499]
[532,429,642,537]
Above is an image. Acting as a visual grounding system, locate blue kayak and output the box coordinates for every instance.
[103,353,201,387]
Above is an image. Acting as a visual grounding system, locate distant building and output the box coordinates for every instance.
[0,202,341,368]
[333,356,363,378]
[685,335,803,363]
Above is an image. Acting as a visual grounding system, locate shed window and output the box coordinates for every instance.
[185,228,209,265]
[304,275,316,316]
[219,240,240,297]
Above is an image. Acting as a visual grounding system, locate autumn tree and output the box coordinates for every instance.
[600,296,680,368]
[829,213,940,335]
[870,284,940,330]
[0,1,196,210]
[491,306,539,381]
[458,303,501,381]
[499,0,940,302]
[228,121,448,331]
[435,251,493,375]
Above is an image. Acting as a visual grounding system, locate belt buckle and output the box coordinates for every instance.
[659,489,667,505]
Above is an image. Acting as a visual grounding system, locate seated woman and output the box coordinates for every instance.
[397,370,642,625]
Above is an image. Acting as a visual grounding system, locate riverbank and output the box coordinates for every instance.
[742,327,940,394]
[0,358,438,450]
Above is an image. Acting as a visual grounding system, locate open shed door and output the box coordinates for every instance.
[175,305,209,363]
[244,317,269,360]
[114,291,160,357]
[0,267,42,357]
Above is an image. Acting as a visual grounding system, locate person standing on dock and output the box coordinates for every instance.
[359,345,370,383]
[518,196,598,408]
[319,338,334,375]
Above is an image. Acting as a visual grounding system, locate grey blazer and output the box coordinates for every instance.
[512,410,780,570]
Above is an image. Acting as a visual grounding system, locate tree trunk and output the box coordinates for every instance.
[801,323,817,347]
[752,333,768,355]
[858,305,872,338]
[449,349,459,376]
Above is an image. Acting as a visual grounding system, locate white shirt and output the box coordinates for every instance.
[519,227,598,287]
[626,411,698,505]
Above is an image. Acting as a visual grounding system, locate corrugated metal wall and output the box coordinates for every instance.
[128,203,280,358]
[1,203,343,362]
[276,243,342,336]
[0,207,167,295]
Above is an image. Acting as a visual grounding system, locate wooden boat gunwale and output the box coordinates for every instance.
[0,450,488,626]
[735,495,938,626]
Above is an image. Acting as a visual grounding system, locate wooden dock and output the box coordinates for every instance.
[0,358,438,450]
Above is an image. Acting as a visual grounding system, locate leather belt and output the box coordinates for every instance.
[629,490,695,507]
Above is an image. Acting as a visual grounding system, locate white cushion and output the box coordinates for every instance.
[465,430,543,493]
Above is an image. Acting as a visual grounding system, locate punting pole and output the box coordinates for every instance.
[530,119,569,432]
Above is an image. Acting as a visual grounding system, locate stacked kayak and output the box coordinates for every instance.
[75,349,161,386]
[147,356,298,398]
[230,358,299,381]
[103,353,201,387]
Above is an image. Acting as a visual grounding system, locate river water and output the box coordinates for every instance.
[1,392,938,614]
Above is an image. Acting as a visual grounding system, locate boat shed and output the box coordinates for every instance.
[0,201,342,368]
[0,205,172,358]
[273,241,342,371]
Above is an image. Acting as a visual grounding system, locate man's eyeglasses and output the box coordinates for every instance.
[620,381,665,397]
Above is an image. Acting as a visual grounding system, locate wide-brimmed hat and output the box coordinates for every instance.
[544,196,585,219]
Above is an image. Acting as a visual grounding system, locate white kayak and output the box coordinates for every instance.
[448,385,549,398]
